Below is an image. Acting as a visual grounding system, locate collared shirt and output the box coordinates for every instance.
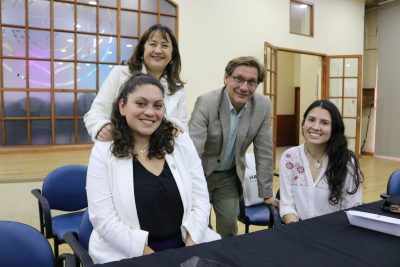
[215,92,247,171]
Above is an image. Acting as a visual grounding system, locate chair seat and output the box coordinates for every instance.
[52,211,85,240]
[244,203,270,225]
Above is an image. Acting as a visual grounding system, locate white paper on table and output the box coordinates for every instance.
[346,210,400,237]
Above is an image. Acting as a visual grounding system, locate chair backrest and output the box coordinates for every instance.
[387,169,400,195]
[243,153,264,206]
[0,221,55,267]
[64,209,94,267]
[79,209,93,251]
[42,165,88,211]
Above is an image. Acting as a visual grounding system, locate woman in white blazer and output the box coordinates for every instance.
[86,74,219,264]
[84,24,188,142]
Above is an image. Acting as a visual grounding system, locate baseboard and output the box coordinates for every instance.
[0,144,93,155]
[361,151,374,156]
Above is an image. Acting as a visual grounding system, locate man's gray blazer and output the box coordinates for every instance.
[189,87,274,199]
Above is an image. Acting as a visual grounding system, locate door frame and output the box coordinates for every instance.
[264,42,327,167]
[264,42,363,169]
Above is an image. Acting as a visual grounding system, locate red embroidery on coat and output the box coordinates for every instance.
[286,162,294,169]
[297,166,305,173]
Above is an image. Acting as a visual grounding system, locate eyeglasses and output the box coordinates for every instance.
[231,75,258,88]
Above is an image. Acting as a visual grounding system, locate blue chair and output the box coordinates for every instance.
[0,221,75,267]
[238,199,272,233]
[238,179,282,233]
[64,209,94,267]
[387,169,400,195]
[31,165,88,258]
[381,169,400,198]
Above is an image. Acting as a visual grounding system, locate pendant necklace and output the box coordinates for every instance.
[135,143,149,154]
[305,143,326,169]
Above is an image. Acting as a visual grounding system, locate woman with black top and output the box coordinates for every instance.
[86,74,220,264]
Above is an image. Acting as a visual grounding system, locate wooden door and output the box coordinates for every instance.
[324,56,362,155]
[264,42,278,167]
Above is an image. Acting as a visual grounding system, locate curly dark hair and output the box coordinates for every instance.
[110,73,175,159]
[302,100,363,205]
[126,24,184,95]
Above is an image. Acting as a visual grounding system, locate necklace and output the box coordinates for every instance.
[305,143,326,169]
[135,143,149,154]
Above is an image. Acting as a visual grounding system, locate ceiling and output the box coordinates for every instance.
[365,0,399,9]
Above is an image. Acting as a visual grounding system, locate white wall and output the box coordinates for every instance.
[375,1,400,158]
[174,0,365,114]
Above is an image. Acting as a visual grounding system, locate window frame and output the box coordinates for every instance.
[0,0,178,147]
[289,0,314,37]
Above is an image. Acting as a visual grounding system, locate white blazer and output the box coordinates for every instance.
[84,65,188,141]
[86,133,220,264]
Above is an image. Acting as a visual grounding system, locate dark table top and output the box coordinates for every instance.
[96,201,400,267]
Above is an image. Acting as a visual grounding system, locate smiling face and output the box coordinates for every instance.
[143,30,173,76]
[224,65,259,111]
[302,107,332,146]
[119,84,164,140]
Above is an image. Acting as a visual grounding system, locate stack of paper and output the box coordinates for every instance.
[346,210,400,236]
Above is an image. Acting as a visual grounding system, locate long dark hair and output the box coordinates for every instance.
[111,73,175,159]
[126,24,184,95]
[302,100,363,204]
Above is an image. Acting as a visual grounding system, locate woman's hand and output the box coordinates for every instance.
[143,245,155,255]
[185,233,196,247]
[283,213,299,224]
[96,123,113,141]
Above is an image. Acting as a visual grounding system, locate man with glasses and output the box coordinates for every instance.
[189,56,279,237]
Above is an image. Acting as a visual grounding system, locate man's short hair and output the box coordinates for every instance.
[224,56,265,83]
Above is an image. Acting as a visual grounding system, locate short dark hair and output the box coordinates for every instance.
[111,73,175,159]
[224,56,265,84]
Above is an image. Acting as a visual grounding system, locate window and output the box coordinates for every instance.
[290,0,314,37]
[0,0,178,146]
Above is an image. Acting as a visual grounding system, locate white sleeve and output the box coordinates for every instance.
[279,152,299,218]
[179,133,211,243]
[87,142,148,257]
[175,87,188,131]
[341,165,363,209]
[84,66,126,141]
[166,87,188,132]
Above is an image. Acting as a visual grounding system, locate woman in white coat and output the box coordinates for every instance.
[84,24,187,141]
[86,74,219,264]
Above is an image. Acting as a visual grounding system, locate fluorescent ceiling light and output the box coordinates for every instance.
[378,0,395,5]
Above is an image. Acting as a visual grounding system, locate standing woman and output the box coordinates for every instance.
[84,24,187,141]
[86,74,219,264]
[279,100,363,224]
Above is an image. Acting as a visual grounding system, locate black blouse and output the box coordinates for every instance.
[133,159,184,240]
